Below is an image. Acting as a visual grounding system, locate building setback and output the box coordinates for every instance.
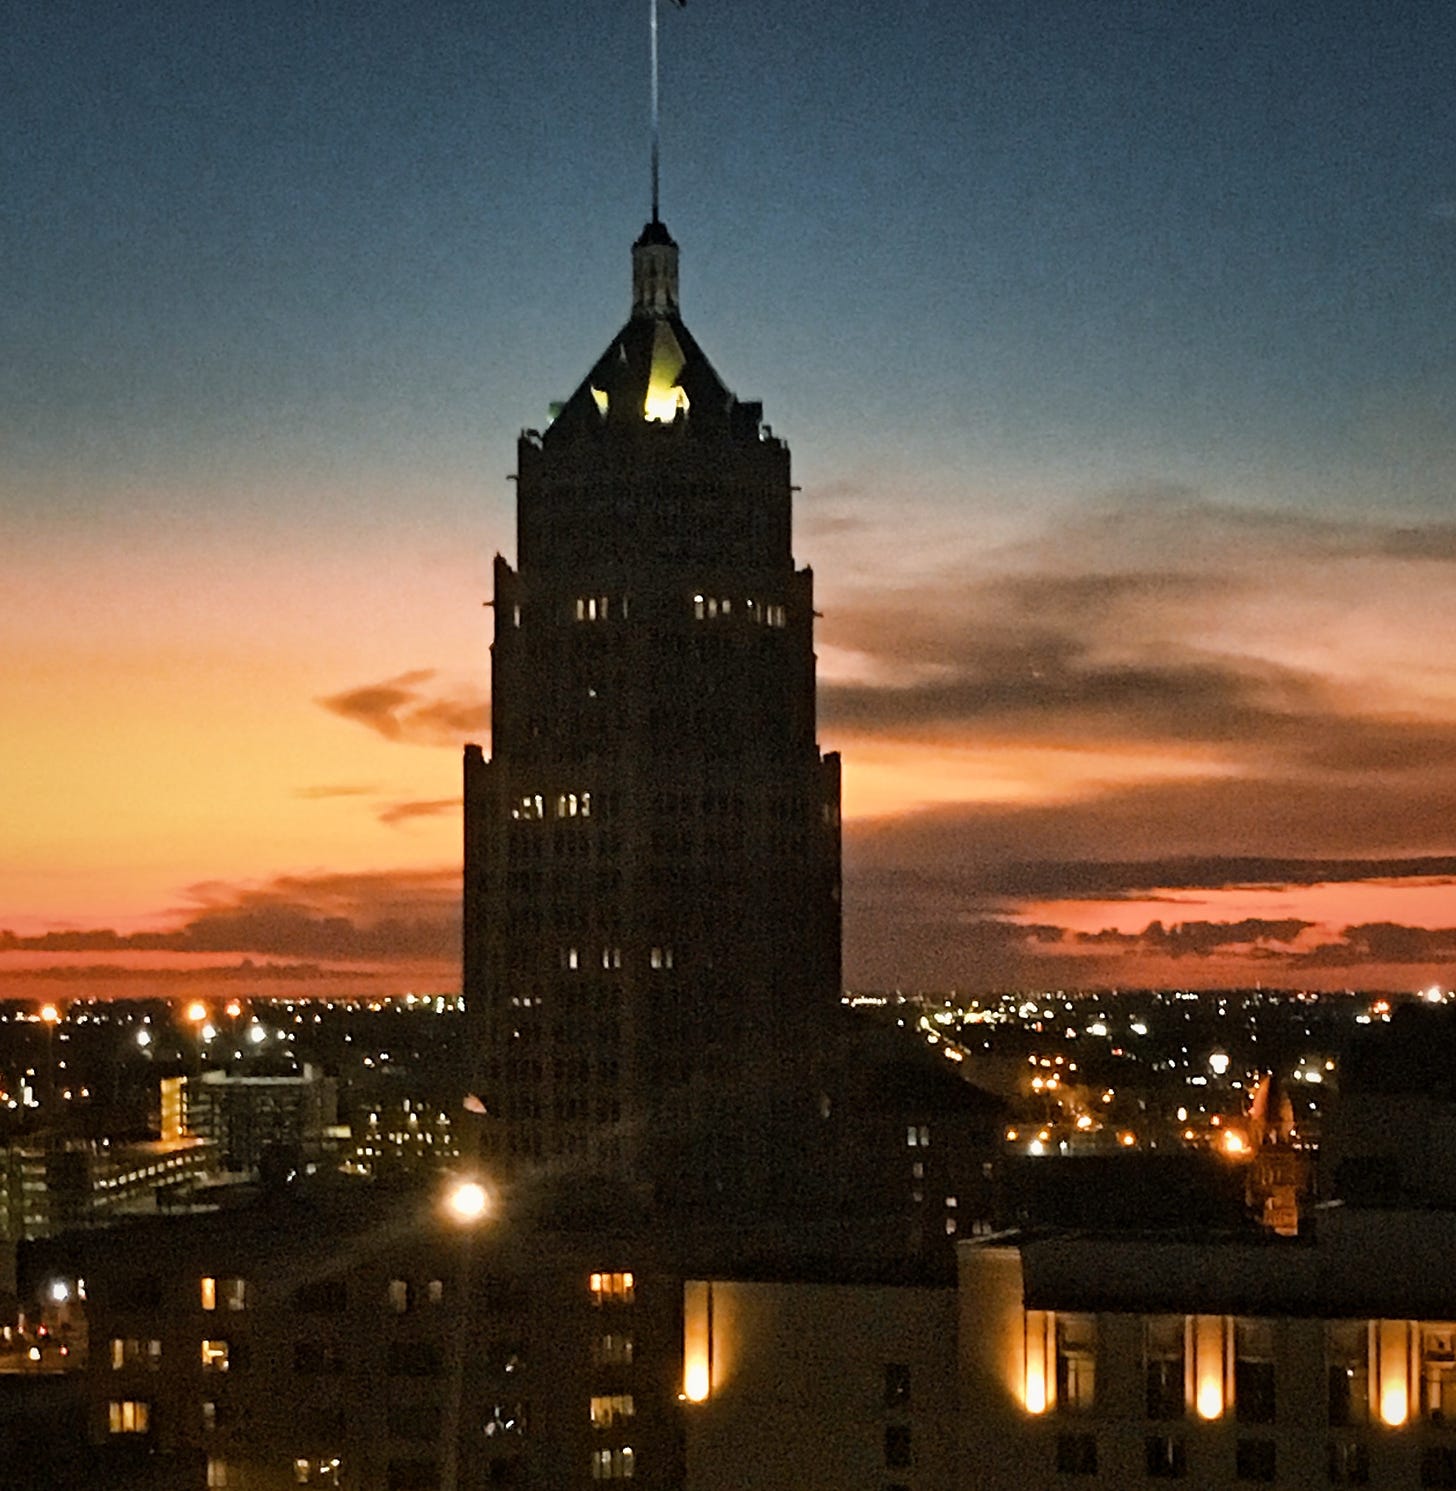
[463,219,841,1210]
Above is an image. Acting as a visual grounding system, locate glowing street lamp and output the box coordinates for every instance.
[444,1179,490,1224]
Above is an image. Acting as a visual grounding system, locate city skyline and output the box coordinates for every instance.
[6,1,1456,997]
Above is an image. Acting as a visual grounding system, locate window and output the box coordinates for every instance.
[576,596,609,622]
[387,1342,443,1377]
[1423,1326,1456,1421]
[1056,1432,1098,1475]
[386,1461,440,1491]
[884,1424,911,1469]
[512,794,544,821]
[556,791,591,817]
[590,1272,635,1305]
[110,1337,161,1371]
[201,1276,245,1311]
[201,1339,230,1372]
[601,947,622,970]
[1057,1315,1097,1414]
[207,1459,229,1489]
[591,1447,635,1480]
[387,1403,442,1440]
[483,1402,526,1439]
[884,1363,911,1409]
[590,1394,635,1428]
[906,1124,930,1148]
[203,1401,219,1431]
[1146,1316,1186,1420]
[108,1400,150,1434]
[649,947,672,970]
[387,1279,411,1314]
[593,1333,634,1366]
[426,1279,445,1305]
[294,1278,347,1313]
[1236,1438,1276,1482]
[1327,1321,1369,1426]
[1328,1441,1370,1485]
[1235,1319,1276,1425]
[1145,1435,1186,1478]
[294,1341,346,1375]
[1424,1447,1456,1489]
[294,1459,342,1486]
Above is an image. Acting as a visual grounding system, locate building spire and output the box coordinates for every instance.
[632,218,679,319]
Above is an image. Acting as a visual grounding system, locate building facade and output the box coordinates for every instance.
[463,220,841,1208]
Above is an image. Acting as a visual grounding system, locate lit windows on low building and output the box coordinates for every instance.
[108,1399,150,1434]
[590,1271,635,1306]
[109,1336,161,1370]
[593,1332,634,1366]
[590,1446,635,1480]
[200,1275,246,1312]
[201,1338,231,1372]
[590,1394,635,1428]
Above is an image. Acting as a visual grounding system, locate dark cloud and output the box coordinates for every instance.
[1,869,461,965]
[318,671,488,747]
[1303,923,1456,968]
[1074,919,1313,956]
[971,856,1456,902]
[377,798,461,828]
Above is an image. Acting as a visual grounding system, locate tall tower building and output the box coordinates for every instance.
[464,220,841,1211]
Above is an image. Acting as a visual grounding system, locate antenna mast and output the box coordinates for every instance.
[649,0,661,222]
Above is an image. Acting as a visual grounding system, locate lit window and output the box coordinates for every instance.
[590,1394,636,1428]
[202,1401,218,1431]
[589,1272,635,1306]
[387,1280,410,1313]
[201,1276,217,1311]
[108,1400,150,1434]
[649,947,672,970]
[591,1447,635,1480]
[201,1339,230,1372]
[563,947,580,971]
[426,1280,444,1305]
[207,1457,229,1488]
[1423,1325,1456,1421]
[220,1277,246,1311]
[110,1337,162,1371]
[602,947,622,970]
[294,1458,342,1486]
[1057,1315,1098,1413]
[594,1334,634,1366]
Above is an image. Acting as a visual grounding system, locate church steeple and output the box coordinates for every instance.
[632,218,679,319]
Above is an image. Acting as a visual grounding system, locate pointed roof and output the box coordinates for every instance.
[544,221,755,444]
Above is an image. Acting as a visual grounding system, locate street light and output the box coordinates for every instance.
[441,1175,493,1491]
[445,1180,490,1224]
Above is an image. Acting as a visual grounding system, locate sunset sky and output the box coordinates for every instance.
[5,1,1456,998]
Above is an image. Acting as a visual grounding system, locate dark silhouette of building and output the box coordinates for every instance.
[463,220,842,1210]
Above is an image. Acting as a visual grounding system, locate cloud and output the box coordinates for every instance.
[293,783,379,800]
[1303,923,1456,967]
[318,671,488,747]
[1,868,461,964]
[377,798,461,828]
[11,959,371,983]
[1074,918,1312,956]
